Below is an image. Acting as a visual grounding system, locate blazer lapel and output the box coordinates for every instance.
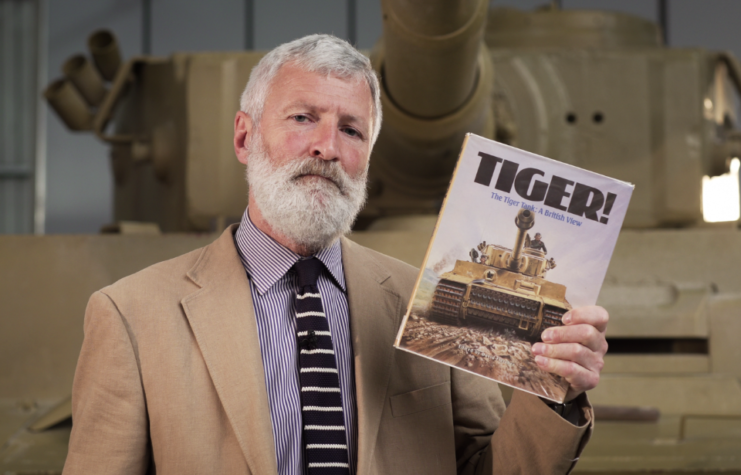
[181,225,278,474]
[341,237,402,475]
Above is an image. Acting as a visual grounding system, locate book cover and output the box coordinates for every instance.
[394,133,634,403]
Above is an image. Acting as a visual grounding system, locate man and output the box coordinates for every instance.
[64,35,608,475]
[529,233,548,254]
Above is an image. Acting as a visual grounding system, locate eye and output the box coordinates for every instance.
[342,127,361,138]
[292,114,310,123]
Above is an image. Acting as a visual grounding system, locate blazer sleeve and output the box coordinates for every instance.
[452,368,593,475]
[63,291,151,475]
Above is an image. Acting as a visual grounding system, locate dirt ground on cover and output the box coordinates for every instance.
[399,314,568,402]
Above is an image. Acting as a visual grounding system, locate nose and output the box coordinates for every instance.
[310,121,339,161]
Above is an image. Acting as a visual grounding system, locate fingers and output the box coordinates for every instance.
[542,323,607,354]
[540,306,609,354]
[532,337,605,400]
[533,353,601,400]
[530,305,610,400]
[532,342,604,374]
[563,306,609,333]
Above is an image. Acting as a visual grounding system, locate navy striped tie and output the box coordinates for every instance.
[293,258,350,474]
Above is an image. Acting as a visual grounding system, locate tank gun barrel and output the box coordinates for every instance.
[382,0,485,118]
[510,209,535,270]
[368,0,495,202]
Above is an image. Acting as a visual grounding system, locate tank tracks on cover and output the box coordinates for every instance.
[429,279,566,337]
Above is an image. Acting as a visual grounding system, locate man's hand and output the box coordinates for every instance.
[531,306,609,402]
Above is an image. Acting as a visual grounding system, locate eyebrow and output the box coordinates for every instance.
[284,101,370,131]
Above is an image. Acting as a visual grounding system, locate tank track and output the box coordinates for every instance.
[542,304,567,330]
[429,280,466,326]
[466,286,540,331]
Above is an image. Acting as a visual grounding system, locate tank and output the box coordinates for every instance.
[39,2,741,231]
[429,209,570,340]
[3,1,741,473]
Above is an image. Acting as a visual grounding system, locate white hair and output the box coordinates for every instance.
[240,34,383,146]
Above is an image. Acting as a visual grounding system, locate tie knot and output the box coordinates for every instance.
[293,257,324,288]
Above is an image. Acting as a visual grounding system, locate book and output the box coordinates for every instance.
[393,133,634,403]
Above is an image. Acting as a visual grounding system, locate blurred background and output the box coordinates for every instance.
[2,0,741,234]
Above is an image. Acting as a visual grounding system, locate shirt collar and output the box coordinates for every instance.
[234,208,346,295]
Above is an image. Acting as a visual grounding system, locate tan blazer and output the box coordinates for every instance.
[63,226,592,475]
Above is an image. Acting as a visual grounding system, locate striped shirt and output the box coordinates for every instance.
[234,210,357,475]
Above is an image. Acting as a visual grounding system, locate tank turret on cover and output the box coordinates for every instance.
[429,208,569,340]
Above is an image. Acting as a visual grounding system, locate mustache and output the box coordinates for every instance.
[289,158,357,194]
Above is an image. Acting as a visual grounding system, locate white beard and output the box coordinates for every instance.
[246,132,368,254]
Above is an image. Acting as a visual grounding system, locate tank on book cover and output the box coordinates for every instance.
[429,209,571,340]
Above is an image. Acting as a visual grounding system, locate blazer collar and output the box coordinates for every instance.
[182,224,278,474]
[341,236,402,475]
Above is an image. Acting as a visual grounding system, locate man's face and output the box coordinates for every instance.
[234,63,375,253]
[535,233,542,240]
[236,62,373,183]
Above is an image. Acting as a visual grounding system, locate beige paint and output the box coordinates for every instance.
[603,354,710,375]
[0,234,215,400]
[588,375,741,416]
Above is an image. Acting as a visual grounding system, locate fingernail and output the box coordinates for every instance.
[563,312,572,324]
[532,343,544,355]
[535,355,547,366]
[542,330,553,342]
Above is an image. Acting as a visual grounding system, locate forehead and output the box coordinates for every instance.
[263,63,373,121]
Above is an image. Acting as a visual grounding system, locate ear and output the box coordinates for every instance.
[234,111,254,165]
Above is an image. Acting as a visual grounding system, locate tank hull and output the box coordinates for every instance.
[429,266,570,340]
